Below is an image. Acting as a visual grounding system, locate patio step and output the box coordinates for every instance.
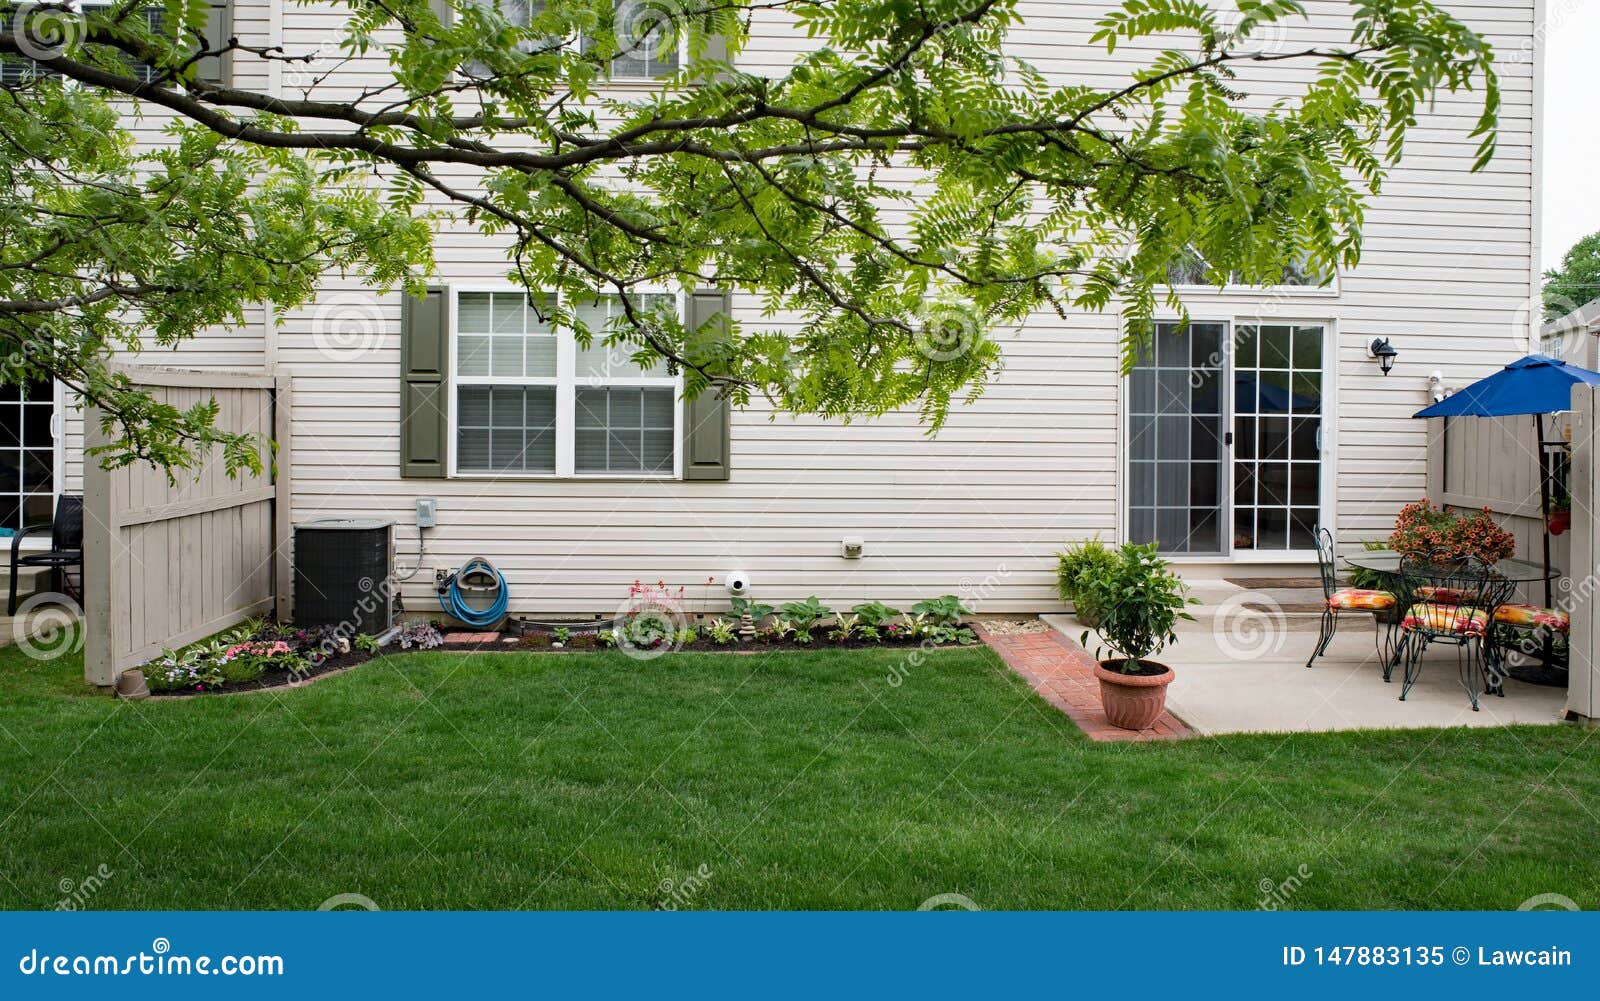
[1183,580,1329,628]
[0,565,55,606]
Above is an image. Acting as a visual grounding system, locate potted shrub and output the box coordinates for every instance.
[1077,543,1196,731]
[1549,493,1571,537]
[1056,536,1116,627]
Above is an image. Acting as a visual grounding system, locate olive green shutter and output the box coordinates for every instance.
[197,2,232,85]
[682,290,731,481]
[401,289,450,478]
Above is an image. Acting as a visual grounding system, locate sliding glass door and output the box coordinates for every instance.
[1126,321,1325,557]
[1126,322,1226,554]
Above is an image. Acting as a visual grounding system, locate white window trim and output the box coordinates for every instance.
[1119,314,1339,563]
[447,286,683,481]
[1164,277,1342,300]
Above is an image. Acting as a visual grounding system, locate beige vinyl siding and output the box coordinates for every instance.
[60,0,1539,613]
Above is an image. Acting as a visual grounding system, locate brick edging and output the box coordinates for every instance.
[978,624,1195,742]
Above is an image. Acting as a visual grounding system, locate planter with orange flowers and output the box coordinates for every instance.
[1389,498,1517,563]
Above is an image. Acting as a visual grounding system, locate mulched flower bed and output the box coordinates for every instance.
[146,649,373,698]
[501,627,981,654]
[136,615,985,698]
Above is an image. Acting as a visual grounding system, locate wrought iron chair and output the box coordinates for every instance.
[1394,552,1515,711]
[1485,599,1570,677]
[8,495,83,615]
[1307,527,1398,669]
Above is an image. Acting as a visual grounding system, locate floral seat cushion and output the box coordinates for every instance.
[1402,604,1489,636]
[1328,588,1397,611]
[1492,603,1570,632]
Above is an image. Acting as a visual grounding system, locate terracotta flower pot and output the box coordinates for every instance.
[1548,510,1570,537]
[1093,659,1174,731]
[114,669,150,701]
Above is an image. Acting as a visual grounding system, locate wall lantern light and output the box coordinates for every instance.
[1368,338,1398,375]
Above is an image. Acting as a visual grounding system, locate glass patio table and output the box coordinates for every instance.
[1342,552,1559,583]
[1342,552,1565,686]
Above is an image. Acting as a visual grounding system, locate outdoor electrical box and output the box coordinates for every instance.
[416,497,437,529]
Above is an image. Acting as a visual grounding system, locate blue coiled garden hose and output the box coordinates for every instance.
[440,557,508,629]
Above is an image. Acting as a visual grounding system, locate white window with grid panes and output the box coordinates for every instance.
[457,0,682,81]
[450,289,680,478]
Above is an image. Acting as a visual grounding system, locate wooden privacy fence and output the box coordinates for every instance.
[83,368,292,688]
[1565,385,1600,721]
[1424,413,1569,608]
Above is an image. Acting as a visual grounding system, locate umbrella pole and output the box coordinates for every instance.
[1538,414,1553,609]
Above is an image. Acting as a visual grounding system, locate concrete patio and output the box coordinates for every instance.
[1042,580,1571,735]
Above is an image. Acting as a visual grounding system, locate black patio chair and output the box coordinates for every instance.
[1306,527,1398,670]
[9,494,83,615]
[1393,552,1515,711]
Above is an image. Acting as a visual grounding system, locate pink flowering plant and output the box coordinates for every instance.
[611,580,689,653]
[143,625,311,693]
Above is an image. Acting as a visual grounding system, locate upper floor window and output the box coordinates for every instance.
[456,0,680,81]
[1165,246,1331,290]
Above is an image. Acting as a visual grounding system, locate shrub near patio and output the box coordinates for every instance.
[1074,543,1197,731]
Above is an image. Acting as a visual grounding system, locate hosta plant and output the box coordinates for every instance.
[779,597,833,633]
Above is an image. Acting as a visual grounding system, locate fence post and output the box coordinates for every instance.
[1569,382,1597,721]
[273,375,294,622]
[81,408,118,689]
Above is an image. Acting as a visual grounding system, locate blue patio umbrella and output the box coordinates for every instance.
[1412,353,1600,609]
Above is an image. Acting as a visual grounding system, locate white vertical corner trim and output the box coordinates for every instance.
[263,300,278,373]
[267,0,283,98]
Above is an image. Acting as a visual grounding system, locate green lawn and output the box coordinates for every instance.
[1,636,1597,910]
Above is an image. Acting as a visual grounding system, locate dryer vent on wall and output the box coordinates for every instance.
[293,519,395,631]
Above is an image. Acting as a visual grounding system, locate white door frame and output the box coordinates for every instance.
[1121,315,1338,563]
